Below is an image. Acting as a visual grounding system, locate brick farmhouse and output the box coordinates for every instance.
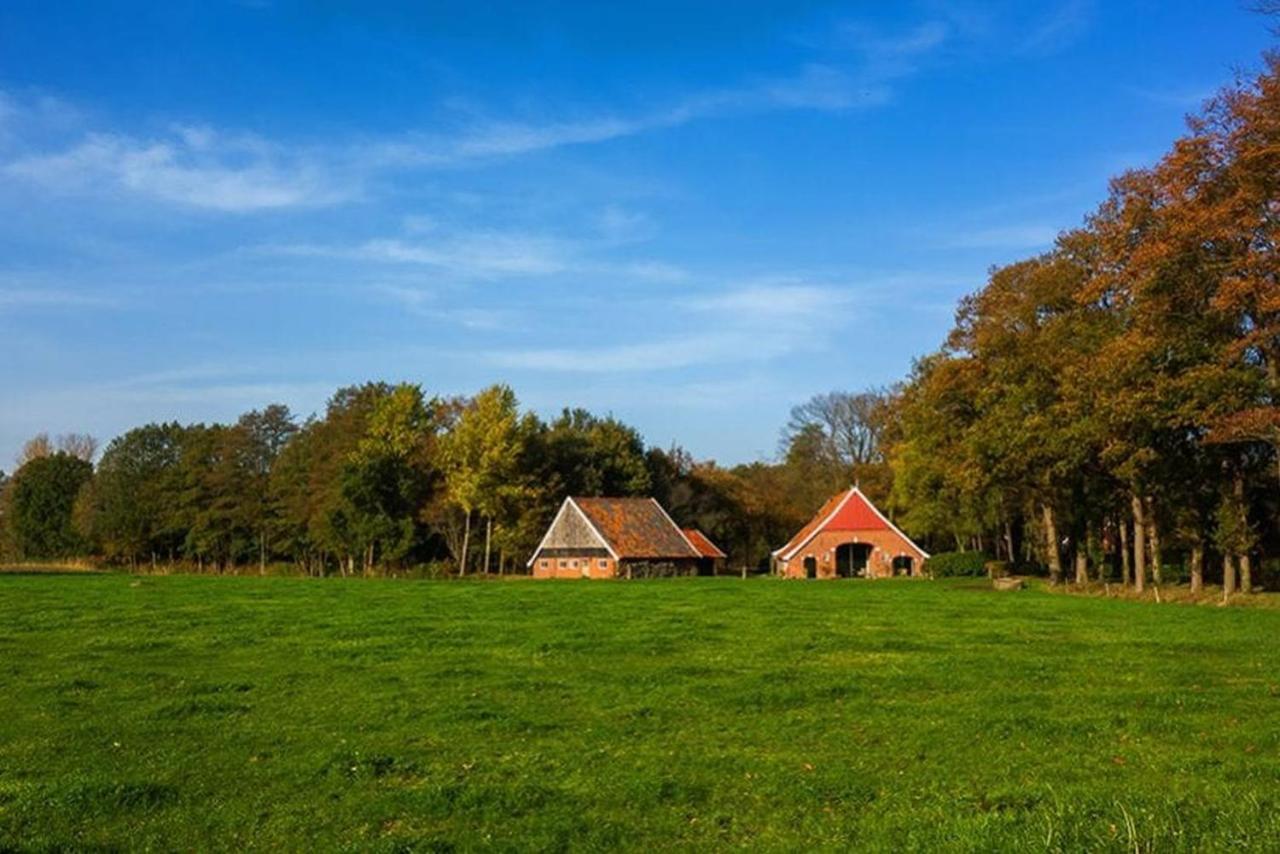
[773,486,929,579]
[528,497,725,579]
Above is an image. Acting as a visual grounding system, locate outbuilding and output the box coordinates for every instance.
[528,496,724,579]
[773,486,929,579]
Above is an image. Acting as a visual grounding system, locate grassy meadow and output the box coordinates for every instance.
[1,575,1278,851]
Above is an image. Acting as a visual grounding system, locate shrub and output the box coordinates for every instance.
[925,551,988,577]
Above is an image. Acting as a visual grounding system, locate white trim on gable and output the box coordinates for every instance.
[527,497,573,567]
[778,487,857,561]
[777,486,930,562]
[525,497,621,566]
[852,486,931,560]
[567,498,621,561]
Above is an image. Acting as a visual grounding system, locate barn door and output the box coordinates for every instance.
[803,556,817,579]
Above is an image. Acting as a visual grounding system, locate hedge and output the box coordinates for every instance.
[925,550,988,577]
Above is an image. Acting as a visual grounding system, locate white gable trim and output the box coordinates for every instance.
[852,486,931,560]
[649,498,701,559]
[568,498,621,561]
[778,487,857,561]
[777,487,930,562]
[525,497,620,566]
[527,498,572,567]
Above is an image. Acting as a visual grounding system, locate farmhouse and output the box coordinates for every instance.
[773,486,929,579]
[529,497,724,579]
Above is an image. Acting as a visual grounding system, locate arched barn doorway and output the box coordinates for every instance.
[835,543,873,578]
[892,555,914,576]
[803,556,818,579]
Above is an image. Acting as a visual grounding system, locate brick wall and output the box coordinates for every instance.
[778,530,923,579]
[532,554,617,579]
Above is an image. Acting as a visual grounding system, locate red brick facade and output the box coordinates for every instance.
[773,487,929,579]
[533,555,618,579]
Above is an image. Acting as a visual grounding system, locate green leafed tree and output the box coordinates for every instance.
[3,453,94,560]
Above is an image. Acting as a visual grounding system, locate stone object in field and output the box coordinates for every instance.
[992,576,1026,591]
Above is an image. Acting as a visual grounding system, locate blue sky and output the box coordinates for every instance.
[0,1,1273,467]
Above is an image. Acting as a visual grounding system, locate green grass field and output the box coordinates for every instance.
[1,576,1278,851]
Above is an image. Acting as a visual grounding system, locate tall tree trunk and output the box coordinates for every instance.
[1234,472,1252,594]
[259,531,266,576]
[484,516,493,576]
[1223,554,1237,600]
[1131,495,1146,593]
[459,510,472,576]
[1003,521,1015,565]
[1189,544,1204,594]
[1041,504,1062,584]
[1145,497,1162,586]
[1074,522,1090,585]
[1119,515,1131,587]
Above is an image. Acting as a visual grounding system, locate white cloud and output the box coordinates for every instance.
[0,287,118,311]
[487,333,787,374]
[487,281,853,374]
[4,127,350,212]
[369,21,951,168]
[265,227,688,283]
[686,282,850,321]
[0,17,953,214]
[1020,1,1093,56]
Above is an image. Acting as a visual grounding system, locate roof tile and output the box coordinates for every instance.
[574,497,699,560]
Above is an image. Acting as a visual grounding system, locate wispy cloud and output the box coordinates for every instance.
[398,21,950,163]
[375,284,511,330]
[685,282,852,321]
[0,287,119,311]
[265,227,688,283]
[1020,0,1093,56]
[487,280,854,374]
[4,126,349,212]
[0,17,951,214]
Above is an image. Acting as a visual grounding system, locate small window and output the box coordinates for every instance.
[570,559,578,568]
[539,559,549,569]
[558,559,567,568]
[598,559,609,569]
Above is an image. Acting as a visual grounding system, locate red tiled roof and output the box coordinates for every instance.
[825,491,891,531]
[775,491,846,558]
[682,528,727,559]
[573,497,700,560]
[775,487,927,560]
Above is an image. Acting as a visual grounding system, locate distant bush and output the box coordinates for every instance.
[925,551,988,577]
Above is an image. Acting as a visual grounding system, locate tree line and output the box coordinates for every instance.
[888,52,1280,595]
[0,385,893,576]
